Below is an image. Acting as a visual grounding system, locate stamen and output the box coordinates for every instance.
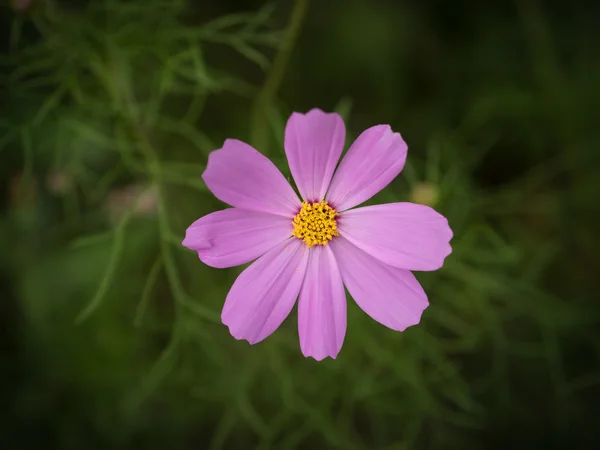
[291,200,339,248]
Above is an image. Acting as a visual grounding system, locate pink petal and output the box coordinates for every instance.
[182,208,293,268]
[202,139,301,217]
[298,245,346,361]
[330,237,428,332]
[284,109,346,202]
[326,125,407,211]
[338,203,452,271]
[222,238,308,344]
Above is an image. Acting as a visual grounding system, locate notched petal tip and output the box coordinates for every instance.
[223,321,261,345]
[182,209,292,269]
[220,239,308,345]
[428,244,453,271]
[420,206,454,270]
[397,302,429,332]
[297,245,347,361]
[201,139,300,216]
[295,107,340,118]
[338,202,453,272]
[200,139,245,186]
[181,228,210,252]
[330,237,429,332]
[426,211,454,270]
[201,138,233,177]
[326,124,409,211]
[301,347,341,362]
[384,127,409,169]
[285,108,346,202]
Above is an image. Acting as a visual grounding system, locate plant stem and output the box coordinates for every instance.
[250,0,309,151]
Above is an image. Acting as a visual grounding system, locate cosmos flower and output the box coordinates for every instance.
[183,109,453,360]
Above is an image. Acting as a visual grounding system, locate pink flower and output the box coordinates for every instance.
[183,109,453,360]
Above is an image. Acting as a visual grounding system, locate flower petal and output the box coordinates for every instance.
[202,139,301,217]
[284,109,346,202]
[222,238,308,344]
[330,237,428,332]
[338,203,452,271]
[298,245,346,361]
[326,125,407,211]
[182,208,293,268]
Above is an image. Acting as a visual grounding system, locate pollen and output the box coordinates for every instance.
[292,200,339,248]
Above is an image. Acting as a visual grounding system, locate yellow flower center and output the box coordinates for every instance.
[292,200,339,248]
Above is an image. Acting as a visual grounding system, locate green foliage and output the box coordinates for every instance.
[1,0,599,449]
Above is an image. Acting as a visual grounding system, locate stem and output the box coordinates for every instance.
[249,0,309,150]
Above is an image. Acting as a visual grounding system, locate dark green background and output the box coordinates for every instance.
[1,0,599,449]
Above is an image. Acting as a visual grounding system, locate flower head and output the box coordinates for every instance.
[183,109,453,360]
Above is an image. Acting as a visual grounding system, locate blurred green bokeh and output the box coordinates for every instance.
[1,0,599,449]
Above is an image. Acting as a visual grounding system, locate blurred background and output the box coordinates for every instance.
[1,0,599,449]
